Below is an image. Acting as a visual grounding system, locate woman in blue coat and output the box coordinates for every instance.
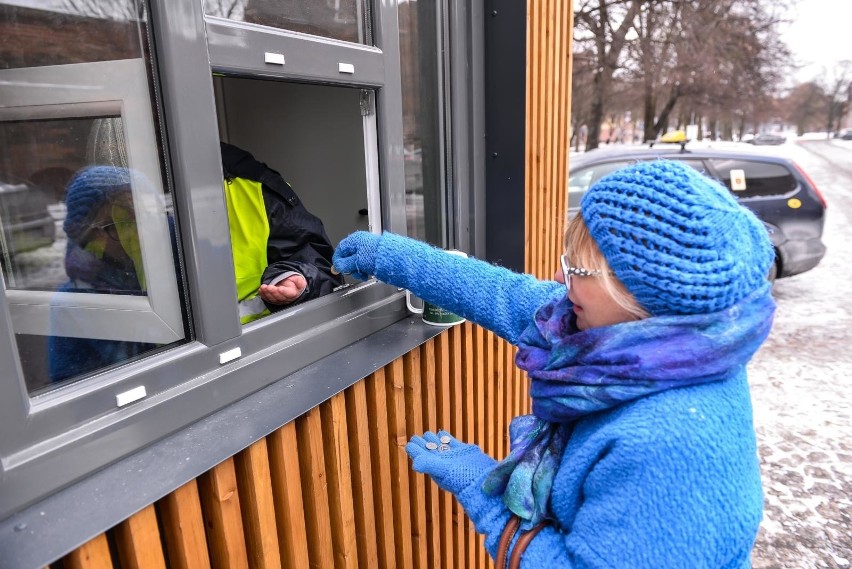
[332,160,775,568]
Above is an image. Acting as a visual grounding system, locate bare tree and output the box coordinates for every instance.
[627,0,684,141]
[781,82,828,134]
[203,0,246,20]
[626,0,791,140]
[574,0,642,150]
[571,49,597,150]
[820,61,851,135]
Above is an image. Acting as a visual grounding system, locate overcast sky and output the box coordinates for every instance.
[779,0,852,84]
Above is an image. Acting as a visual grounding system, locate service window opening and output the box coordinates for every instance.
[212,76,374,322]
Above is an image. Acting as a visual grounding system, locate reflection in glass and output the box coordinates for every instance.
[0,1,187,395]
[0,1,147,70]
[204,0,370,45]
[398,1,446,246]
[47,164,155,383]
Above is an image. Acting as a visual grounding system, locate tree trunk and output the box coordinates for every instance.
[587,72,607,150]
[642,80,657,142]
[652,86,681,136]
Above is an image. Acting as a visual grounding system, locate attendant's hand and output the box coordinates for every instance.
[332,231,382,281]
[258,274,307,305]
[406,431,496,496]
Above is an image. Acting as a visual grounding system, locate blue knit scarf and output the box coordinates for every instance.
[482,285,776,525]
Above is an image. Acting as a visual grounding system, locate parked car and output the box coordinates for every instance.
[567,143,827,281]
[747,132,786,146]
[0,177,56,258]
[834,128,852,140]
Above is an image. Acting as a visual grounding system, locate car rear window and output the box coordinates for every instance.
[708,159,797,198]
[568,161,630,207]
[567,158,709,209]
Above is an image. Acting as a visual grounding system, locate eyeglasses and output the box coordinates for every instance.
[560,254,604,293]
[88,220,136,241]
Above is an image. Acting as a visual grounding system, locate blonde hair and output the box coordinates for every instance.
[563,214,650,320]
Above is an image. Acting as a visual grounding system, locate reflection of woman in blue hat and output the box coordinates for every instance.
[49,165,153,383]
[61,165,146,293]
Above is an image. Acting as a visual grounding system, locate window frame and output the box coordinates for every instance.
[0,0,405,520]
[0,59,184,344]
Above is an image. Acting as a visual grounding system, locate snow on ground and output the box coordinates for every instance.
[748,140,852,568]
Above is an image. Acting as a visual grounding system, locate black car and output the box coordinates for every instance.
[568,144,827,280]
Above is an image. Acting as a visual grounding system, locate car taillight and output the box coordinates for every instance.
[793,162,827,208]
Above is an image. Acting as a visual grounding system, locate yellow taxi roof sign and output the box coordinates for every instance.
[660,130,687,143]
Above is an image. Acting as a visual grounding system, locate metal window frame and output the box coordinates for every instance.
[447,0,486,255]
[0,0,408,521]
[0,59,184,344]
[0,0,485,537]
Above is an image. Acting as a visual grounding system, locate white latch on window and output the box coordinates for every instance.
[265,52,285,65]
[338,62,355,74]
[116,386,147,407]
[219,347,242,365]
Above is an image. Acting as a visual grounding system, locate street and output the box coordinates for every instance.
[748,139,852,568]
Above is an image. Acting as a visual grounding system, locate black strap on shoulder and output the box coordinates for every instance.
[220,141,299,207]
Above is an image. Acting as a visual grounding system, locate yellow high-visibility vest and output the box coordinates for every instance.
[223,176,271,324]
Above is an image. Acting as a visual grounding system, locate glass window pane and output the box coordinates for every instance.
[213,77,364,323]
[568,158,710,210]
[0,1,188,396]
[204,0,369,45]
[399,1,445,246]
[0,2,147,69]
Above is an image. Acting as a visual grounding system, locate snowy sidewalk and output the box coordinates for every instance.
[748,140,852,569]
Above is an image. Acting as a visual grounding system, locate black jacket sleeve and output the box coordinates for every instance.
[260,187,344,308]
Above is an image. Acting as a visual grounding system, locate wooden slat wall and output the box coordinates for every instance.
[53,1,572,567]
[526,0,573,279]
[56,332,528,569]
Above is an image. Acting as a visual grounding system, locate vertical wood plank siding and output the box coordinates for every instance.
[54,1,572,567]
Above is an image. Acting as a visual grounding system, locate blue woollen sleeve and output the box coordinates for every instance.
[372,232,563,344]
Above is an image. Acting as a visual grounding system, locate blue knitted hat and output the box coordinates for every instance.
[580,160,773,316]
[64,165,132,240]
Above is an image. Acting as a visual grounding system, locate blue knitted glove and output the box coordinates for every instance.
[332,231,381,281]
[406,431,497,496]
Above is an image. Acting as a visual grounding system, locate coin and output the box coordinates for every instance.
[425,442,438,450]
[440,436,451,444]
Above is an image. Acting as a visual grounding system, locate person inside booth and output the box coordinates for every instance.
[85,118,342,324]
[219,142,344,323]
